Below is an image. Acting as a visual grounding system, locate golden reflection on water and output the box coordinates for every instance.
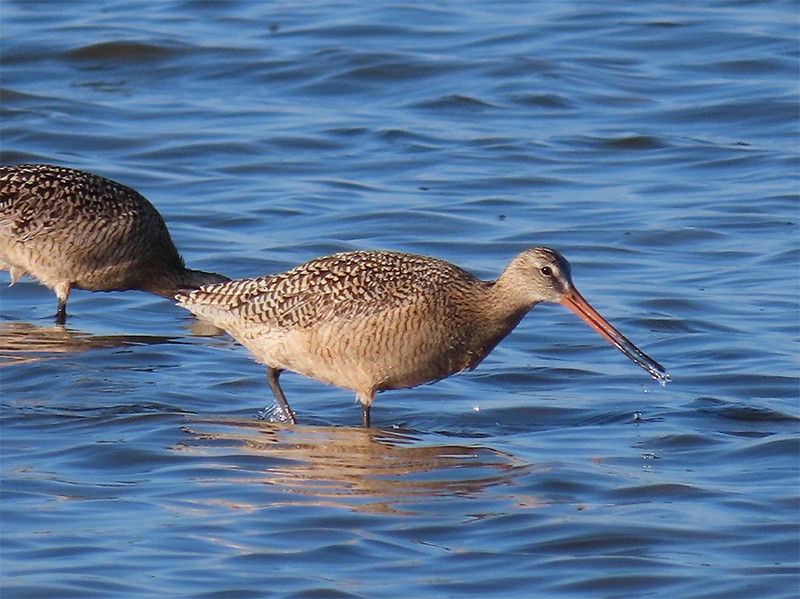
[0,321,174,365]
[176,417,538,515]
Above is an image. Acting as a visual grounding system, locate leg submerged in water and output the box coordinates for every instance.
[266,367,296,424]
[54,282,70,324]
[357,392,374,428]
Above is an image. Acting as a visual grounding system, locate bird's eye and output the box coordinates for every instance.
[540,266,553,277]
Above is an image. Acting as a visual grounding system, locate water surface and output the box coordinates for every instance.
[1,1,798,597]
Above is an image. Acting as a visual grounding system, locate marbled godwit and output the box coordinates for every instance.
[0,164,229,323]
[177,248,668,427]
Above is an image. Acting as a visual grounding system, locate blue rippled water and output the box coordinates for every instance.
[1,1,798,597]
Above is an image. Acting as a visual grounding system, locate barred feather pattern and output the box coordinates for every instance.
[177,250,487,329]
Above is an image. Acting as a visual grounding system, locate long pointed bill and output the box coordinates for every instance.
[560,288,670,383]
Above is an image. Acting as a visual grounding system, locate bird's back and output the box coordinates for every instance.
[0,164,185,293]
[179,250,481,328]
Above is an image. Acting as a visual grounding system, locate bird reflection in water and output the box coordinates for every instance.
[175,418,536,515]
[0,321,174,366]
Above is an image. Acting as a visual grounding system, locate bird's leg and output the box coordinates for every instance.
[357,392,374,428]
[54,284,69,325]
[266,367,296,424]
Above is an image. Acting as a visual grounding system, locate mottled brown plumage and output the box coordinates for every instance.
[177,248,668,426]
[0,164,229,322]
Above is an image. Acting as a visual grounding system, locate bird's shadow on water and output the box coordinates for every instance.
[174,416,536,515]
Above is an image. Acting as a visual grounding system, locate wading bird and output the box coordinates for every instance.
[177,248,668,426]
